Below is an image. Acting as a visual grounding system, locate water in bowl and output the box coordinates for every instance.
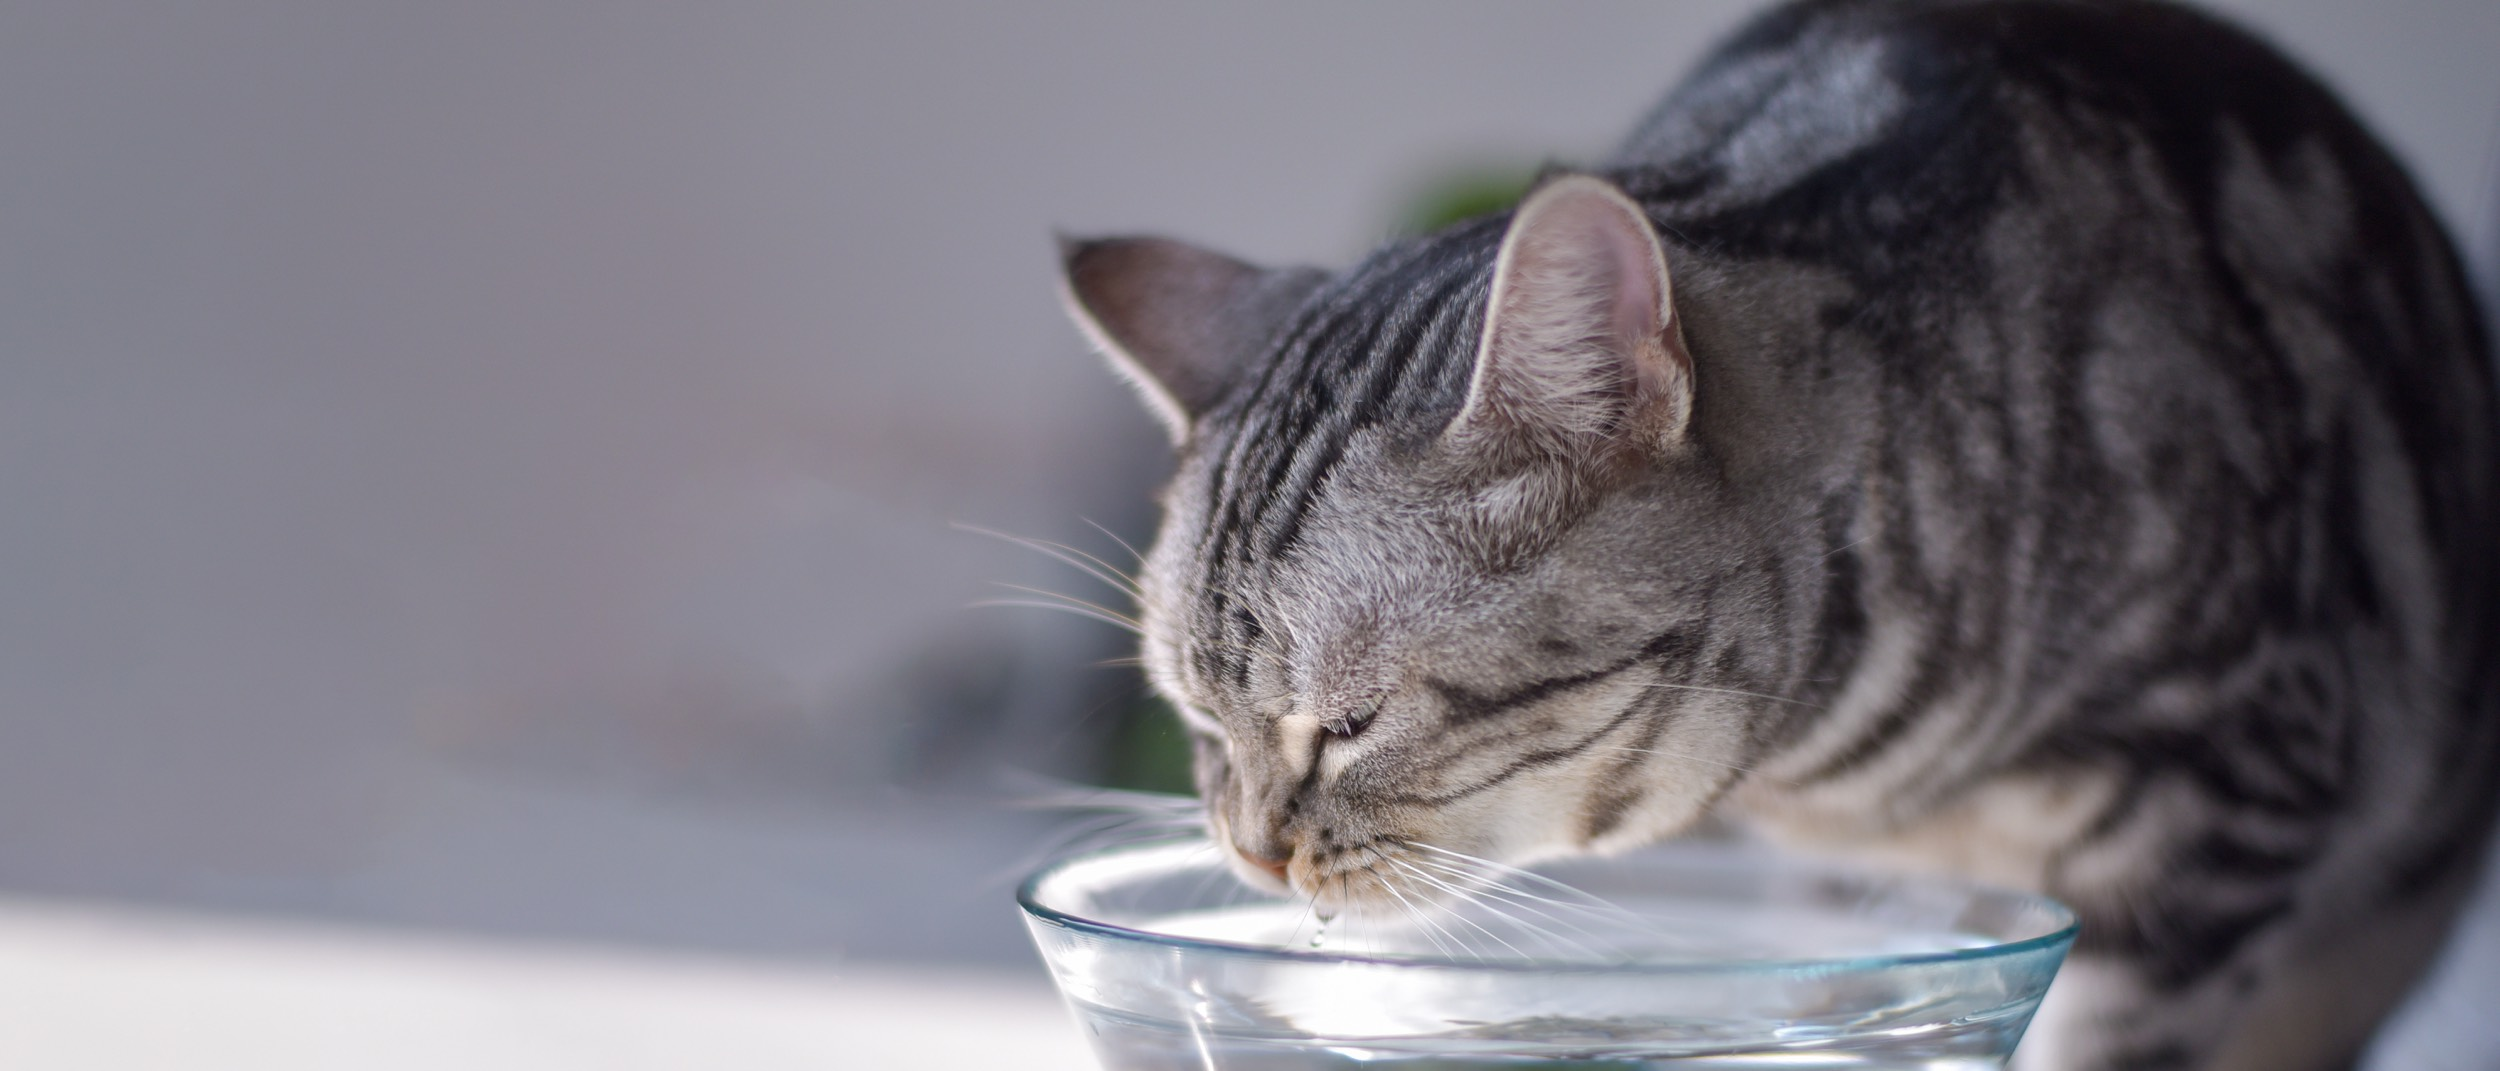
[1023,840,2073,1070]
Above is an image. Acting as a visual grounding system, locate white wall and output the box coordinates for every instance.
[0,0,2492,986]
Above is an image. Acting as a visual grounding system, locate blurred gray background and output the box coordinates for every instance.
[1,1,2496,1064]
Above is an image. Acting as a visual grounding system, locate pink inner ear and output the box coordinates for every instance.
[1597,212,1667,352]
[1457,175,1690,454]
[1505,190,1667,365]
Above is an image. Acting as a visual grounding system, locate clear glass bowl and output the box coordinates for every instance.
[1020,836,2077,1069]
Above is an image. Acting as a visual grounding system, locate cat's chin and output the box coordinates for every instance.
[1294,859,1413,920]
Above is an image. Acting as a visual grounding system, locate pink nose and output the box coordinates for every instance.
[1243,851,1291,885]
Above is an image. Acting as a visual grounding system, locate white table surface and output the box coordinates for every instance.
[0,897,1094,1070]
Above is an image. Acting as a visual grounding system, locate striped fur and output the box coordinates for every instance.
[1061,3,2500,1069]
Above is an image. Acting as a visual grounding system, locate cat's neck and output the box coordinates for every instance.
[1656,245,1884,730]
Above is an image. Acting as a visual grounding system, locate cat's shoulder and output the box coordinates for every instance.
[1662,0,2347,139]
[1698,0,2298,83]
[1613,0,2385,245]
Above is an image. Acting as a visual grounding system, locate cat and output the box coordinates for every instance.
[1055,1,2500,1068]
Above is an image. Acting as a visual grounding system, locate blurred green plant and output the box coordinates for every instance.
[1099,693,1196,795]
[1397,166,1540,234]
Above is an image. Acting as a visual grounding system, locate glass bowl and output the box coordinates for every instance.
[1019,836,2076,1069]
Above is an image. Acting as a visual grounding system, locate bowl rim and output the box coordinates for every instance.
[1017,835,2080,976]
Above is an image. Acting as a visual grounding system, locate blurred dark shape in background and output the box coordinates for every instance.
[0,5,2493,1064]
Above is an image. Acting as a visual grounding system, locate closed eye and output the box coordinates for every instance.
[1322,695,1383,738]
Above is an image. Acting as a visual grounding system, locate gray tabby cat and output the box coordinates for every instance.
[1056,1,2500,1068]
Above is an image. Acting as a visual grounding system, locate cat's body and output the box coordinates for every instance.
[1060,2,2500,1068]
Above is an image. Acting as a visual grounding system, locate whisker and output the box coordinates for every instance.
[1185,844,1235,909]
[987,582,1143,627]
[977,581,1143,628]
[1349,843,1471,960]
[1362,871,1446,956]
[1010,783,1204,815]
[1283,865,1329,950]
[1375,873,1470,961]
[1634,679,1826,711]
[1336,876,1367,953]
[970,597,1143,635]
[953,522,1144,600]
[1401,841,1662,931]
[1353,883,1383,956]
[1397,854,1620,951]
[1384,857,1547,960]
[1080,517,1148,569]
[1402,856,1646,944]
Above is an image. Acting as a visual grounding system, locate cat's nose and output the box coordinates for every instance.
[1231,813,1297,885]
[1232,827,1294,883]
[1243,850,1291,884]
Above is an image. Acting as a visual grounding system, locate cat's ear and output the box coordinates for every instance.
[1449,174,1692,464]
[1060,235,1322,444]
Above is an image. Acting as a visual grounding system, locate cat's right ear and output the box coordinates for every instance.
[1448,175,1693,467]
[1059,236,1322,444]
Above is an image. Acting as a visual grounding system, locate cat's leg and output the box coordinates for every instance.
[2197,856,2477,1071]
[2014,947,2265,1071]
[2021,843,2475,1071]
[1737,747,2471,1070]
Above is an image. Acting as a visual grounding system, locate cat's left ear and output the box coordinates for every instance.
[1059,235,1324,444]
[1449,174,1693,463]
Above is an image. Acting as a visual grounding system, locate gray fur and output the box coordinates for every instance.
[1060,2,2500,1068]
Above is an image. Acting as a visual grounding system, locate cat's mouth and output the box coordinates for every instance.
[1278,837,1486,920]
[1215,813,1516,921]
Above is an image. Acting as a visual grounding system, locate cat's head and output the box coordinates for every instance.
[1061,176,1790,912]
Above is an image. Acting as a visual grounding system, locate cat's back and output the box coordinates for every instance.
[1615,0,2498,628]
[1616,0,2476,308]
[1614,0,2499,844]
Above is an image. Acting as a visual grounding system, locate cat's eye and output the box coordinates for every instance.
[1321,696,1383,739]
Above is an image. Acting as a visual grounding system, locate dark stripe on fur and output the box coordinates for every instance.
[1377,702,1651,808]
